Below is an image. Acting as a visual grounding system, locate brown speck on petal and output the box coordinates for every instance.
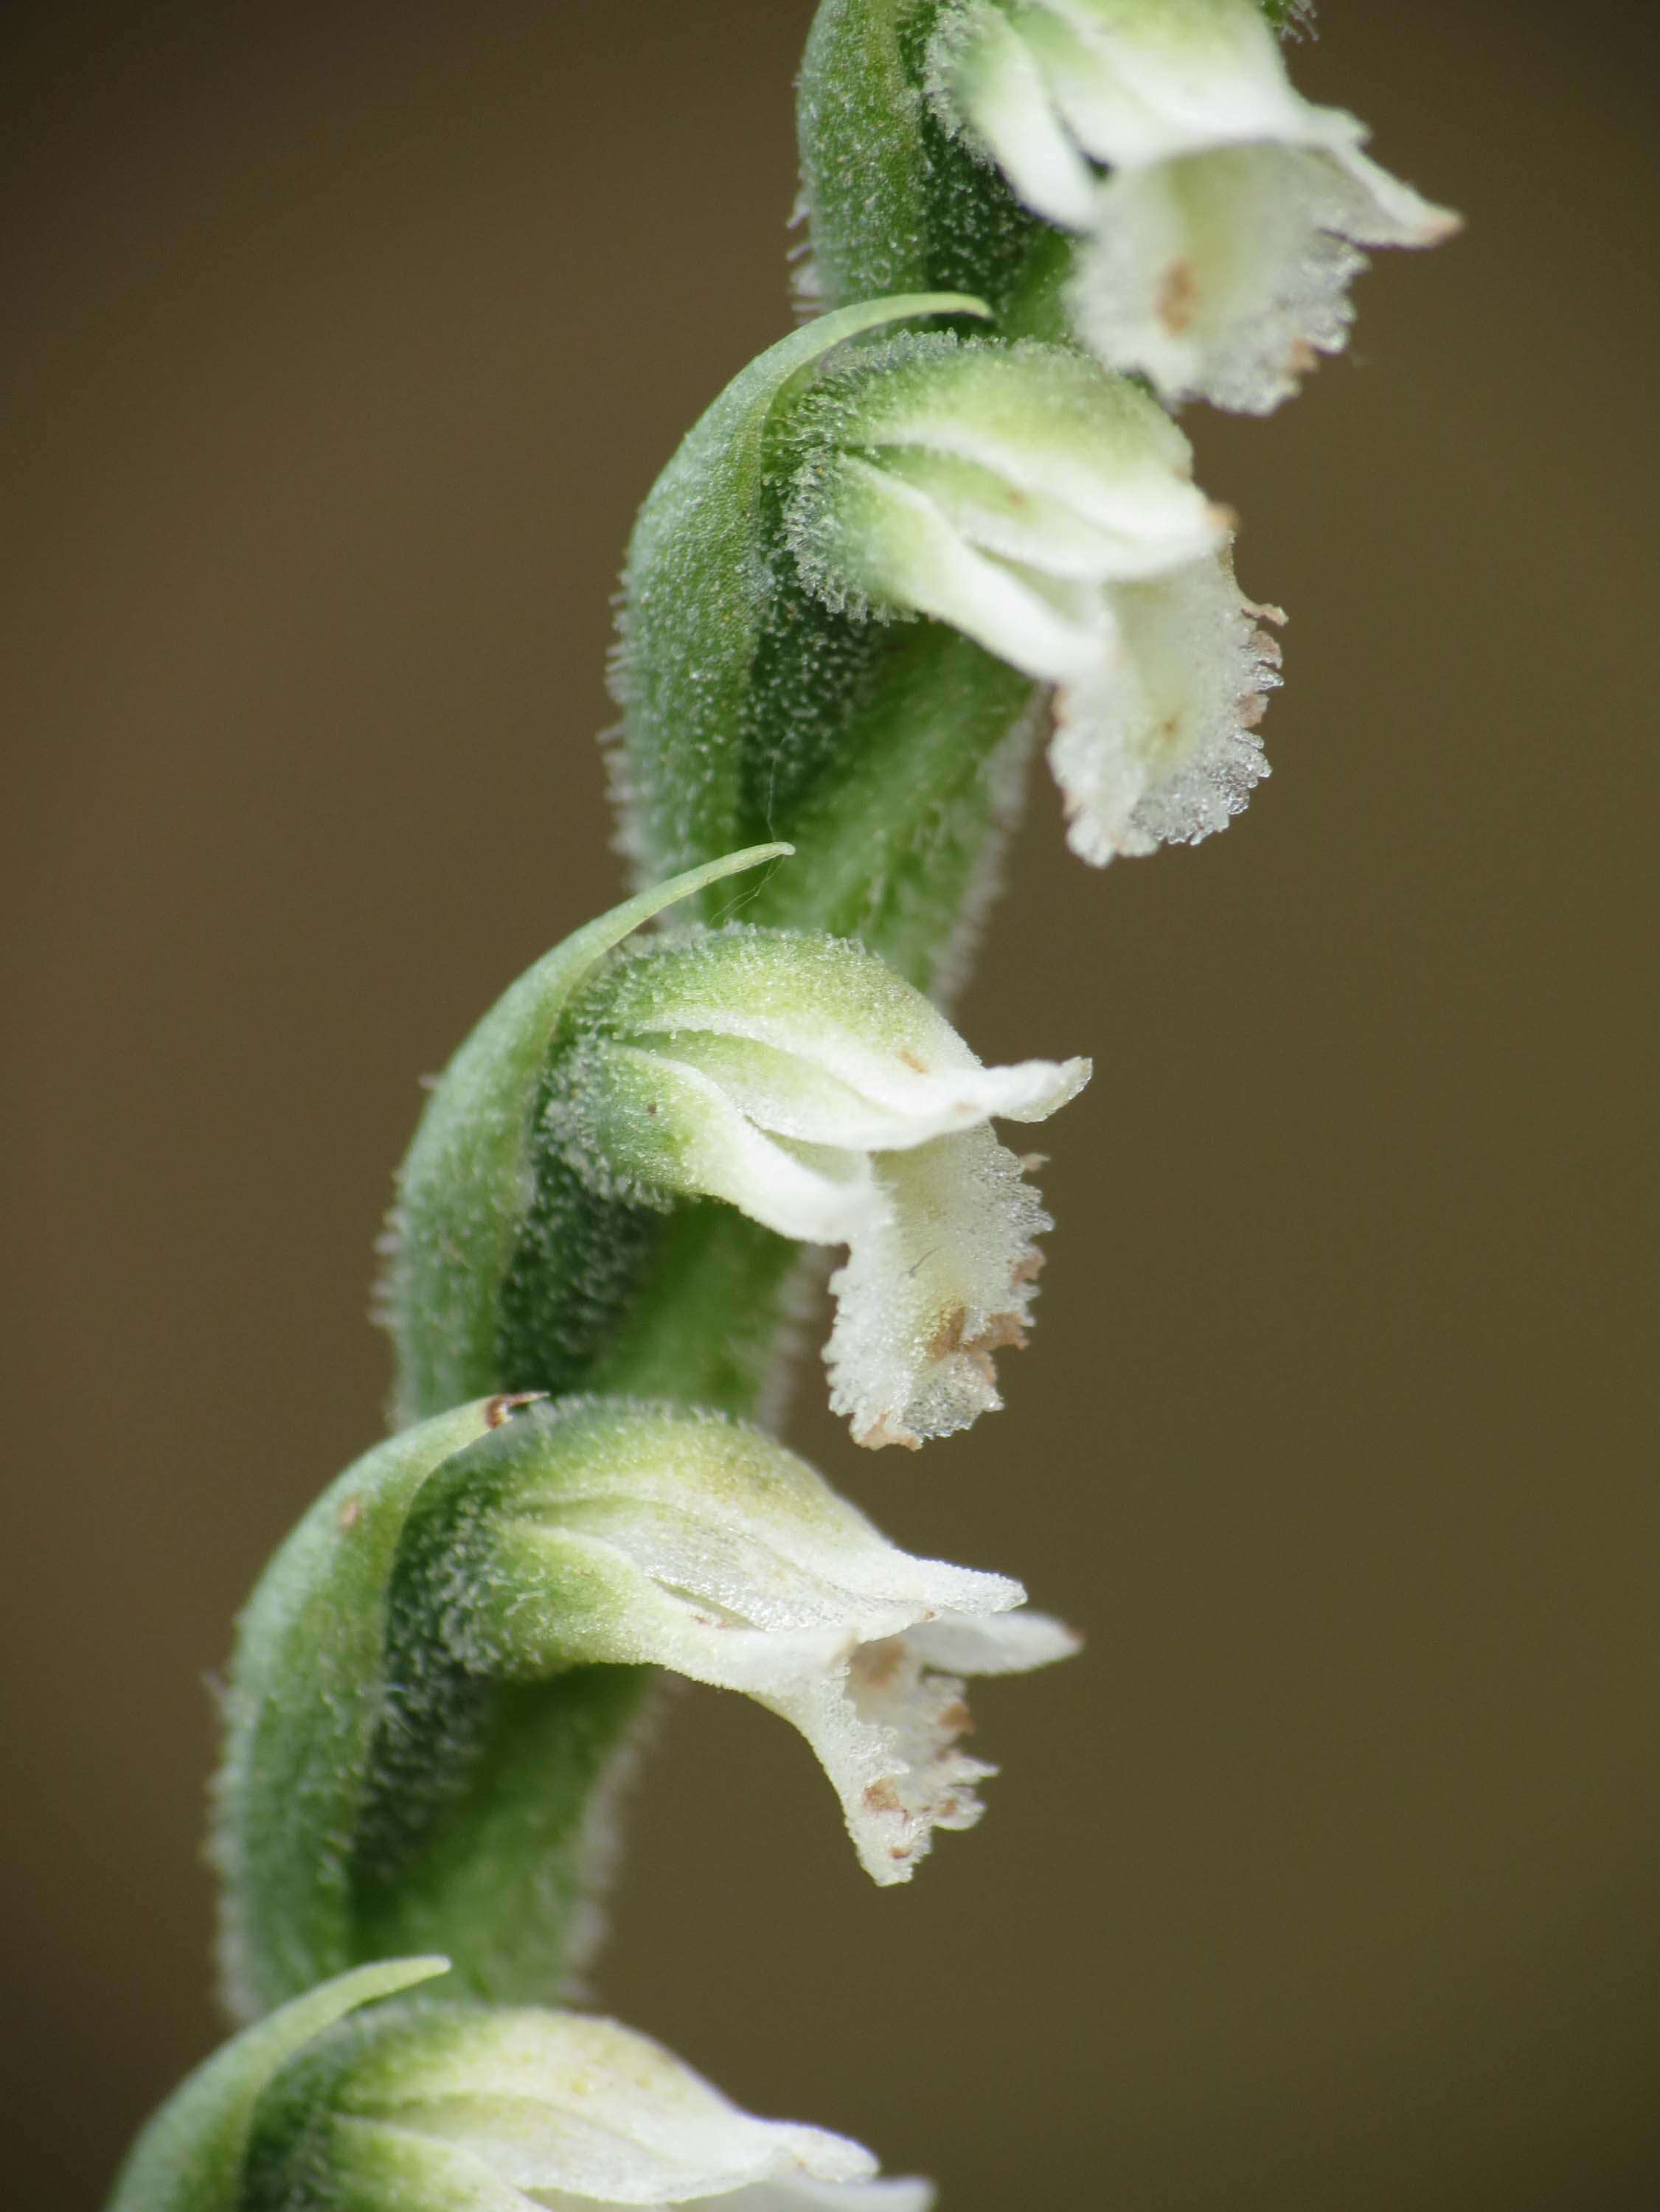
[855,1412,924,1452]
[970,1312,1028,1355]
[1156,256,1199,334]
[897,1048,928,1073]
[927,1304,969,1361]
[1285,336,1319,379]
[863,1778,903,1815]
[1239,603,1286,728]
[337,1497,362,1533]
[851,1639,908,1692]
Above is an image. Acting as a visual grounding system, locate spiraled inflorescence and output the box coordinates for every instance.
[107,7,1452,2208]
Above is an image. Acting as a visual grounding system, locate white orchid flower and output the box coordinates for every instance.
[558,922,1089,1447]
[930,0,1459,411]
[463,1400,1079,1884]
[299,1999,934,2210]
[785,335,1282,866]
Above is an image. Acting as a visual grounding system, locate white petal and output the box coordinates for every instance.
[496,1405,1032,1690]
[824,1127,1054,1450]
[1315,119,1462,248]
[1048,552,1279,863]
[763,1602,1069,1886]
[594,926,976,1082]
[1015,0,1310,165]
[646,1032,1087,1153]
[507,1504,1025,1699]
[717,2182,935,2212]
[513,1408,1019,1617]
[864,445,1181,582]
[786,340,1226,662]
[328,2121,541,2212]
[502,1520,883,1696]
[763,1648,993,1885]
[905,1607,1082,1675]
[594,928,1088,1140]
[830,343,1215,571]
[549,1041,880,1248]
[797,452,1113,680]
[934,1,1099,226]
[864,439,1223,585]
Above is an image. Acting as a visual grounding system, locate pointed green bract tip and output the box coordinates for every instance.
[105,1958,450,2212]
[384,844,796,1425]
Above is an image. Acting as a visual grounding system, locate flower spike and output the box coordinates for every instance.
[102,10,1469,2208]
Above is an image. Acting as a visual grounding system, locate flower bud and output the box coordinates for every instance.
[112,1962,928,2212]
[247,1997,931,2212]
[783,334,1281,865]
[928,0,1459,411]
[552,922,1089,1446]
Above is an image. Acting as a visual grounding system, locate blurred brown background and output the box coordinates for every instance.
[4,1,1657,2205]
